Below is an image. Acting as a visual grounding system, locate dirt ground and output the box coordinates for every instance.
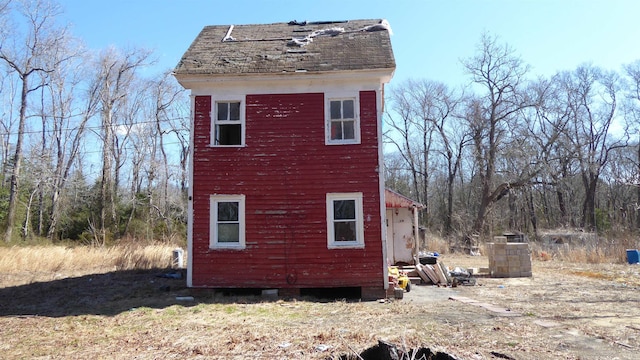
[1,254,639,359]
[406,255,640,359]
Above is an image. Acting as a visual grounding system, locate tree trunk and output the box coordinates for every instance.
[581,172,598,230]
[637,142,640,230]
[100,108,115,245]
[4,78,28,242]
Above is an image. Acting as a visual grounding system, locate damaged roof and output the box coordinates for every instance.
[385,189,425,209]
[174,19,395,76]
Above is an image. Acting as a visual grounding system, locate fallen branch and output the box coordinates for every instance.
[614,341,635,349]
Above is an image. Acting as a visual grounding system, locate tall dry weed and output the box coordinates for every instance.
[423,234,450,254]
[0,243,183,275]
[530,235,639,264]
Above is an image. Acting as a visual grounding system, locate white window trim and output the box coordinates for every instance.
[326,192,365,249]
[210,194,246,250]
[210,99,245,147]
[325,95,361,145]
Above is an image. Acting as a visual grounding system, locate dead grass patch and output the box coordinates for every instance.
[2,246,640,359]
[0,242,180,287]
[568,270,611,280]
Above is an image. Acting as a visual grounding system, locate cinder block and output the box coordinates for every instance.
[508,262,521,269]
[493,236,507,243]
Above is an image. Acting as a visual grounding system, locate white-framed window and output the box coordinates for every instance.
[212,100,244,146]
[210,194,246,249]
[326,192,365,249]
[326,97,360,145]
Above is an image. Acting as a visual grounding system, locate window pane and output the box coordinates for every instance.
[334,221,356,241]
[330,101,342,119]
[229,102,240,120]
[218,223,239,242]
[342,100,354,119]
[343,120,355,139]
[216,124,242,145]
[217,202,238,221]
[334,200,355,220]
[330,121,342,140]
[217,102,228,120]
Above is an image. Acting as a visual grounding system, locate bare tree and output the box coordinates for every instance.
[44,45,98,240]
[521,75,573,233]
[0,0,71,242]
[426,84,467,235]
[560,64,624,230]
[623,60,640,229]
[461,34,533,236]
[385,80,430,206]
[148,71,187,236]
[93,46,153,244]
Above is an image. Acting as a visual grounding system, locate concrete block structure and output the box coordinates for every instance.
[487,242,532,278]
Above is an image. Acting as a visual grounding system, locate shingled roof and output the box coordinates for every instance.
[174,19,395,76]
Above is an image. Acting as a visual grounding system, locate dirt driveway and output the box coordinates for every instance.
[402,254,640,359]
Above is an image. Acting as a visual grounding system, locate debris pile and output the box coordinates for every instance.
[336,340,461,360]
[411,253,477,287]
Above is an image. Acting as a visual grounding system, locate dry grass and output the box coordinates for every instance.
[529,241,636,264]
[2,244,640,359]
[426,231,639,264]
[0,242,180,287]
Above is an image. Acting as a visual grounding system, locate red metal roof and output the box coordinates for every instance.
[385,189,424,209]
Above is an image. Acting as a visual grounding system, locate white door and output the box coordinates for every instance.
[386,208,415,265]
[385,209,394,264]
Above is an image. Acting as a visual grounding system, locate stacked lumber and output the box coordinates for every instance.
[415,260,452,286]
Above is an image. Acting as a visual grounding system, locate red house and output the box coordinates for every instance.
[174,19,395,299]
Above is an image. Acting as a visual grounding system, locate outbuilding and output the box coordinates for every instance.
[385,189,424,266]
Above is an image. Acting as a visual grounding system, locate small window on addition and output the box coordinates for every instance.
[214,101,243,146]
[327,98,359,144]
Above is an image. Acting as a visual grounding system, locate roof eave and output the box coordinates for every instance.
[173,67,395,89]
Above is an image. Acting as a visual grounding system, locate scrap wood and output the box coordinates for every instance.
[423,264,440,284]
[416,263,438,284]
[415,264,432,284]
[438,261,453,284]
[434,262,448,285]
[626,325,640,332]
[614,341,635,349]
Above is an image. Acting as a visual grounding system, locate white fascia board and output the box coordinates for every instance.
[175,68,395,93]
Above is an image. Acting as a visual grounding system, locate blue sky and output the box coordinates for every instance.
[60,0,640,88]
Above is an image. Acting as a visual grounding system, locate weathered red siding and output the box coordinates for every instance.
[192,91,383,290]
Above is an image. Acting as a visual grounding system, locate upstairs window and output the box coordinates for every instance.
[213,101,243,146]
[326,193,365,249]
[326,98,360,145]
